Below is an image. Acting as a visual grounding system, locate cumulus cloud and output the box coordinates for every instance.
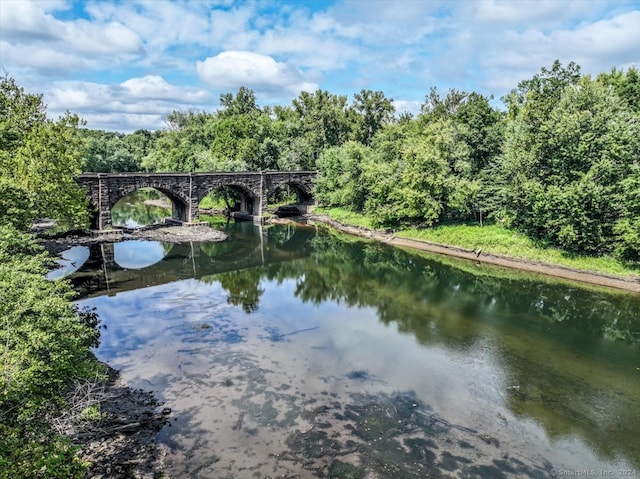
[120,76,211,103]
[196,51,318,98]
[46,77,213,132]
[476,10,640,94]
[0,0,60,42]
[1,0,638,131]
[392,100,422,118]
[0,0,144,75]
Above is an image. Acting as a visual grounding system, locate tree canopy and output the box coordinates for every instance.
[69,61,640,260]
[0,75,88,228]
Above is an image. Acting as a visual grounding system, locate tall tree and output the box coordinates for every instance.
[502,60,581,124]
[219,86,260,117]
[142,111,215,172]
[208,88,280,171]
[0,75,88,227]
[292,90,350,168]
[350,89,395,146]
[500,69,640,257]
[597,66,640,114]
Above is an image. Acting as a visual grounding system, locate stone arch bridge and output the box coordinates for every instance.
[77,170,317,229]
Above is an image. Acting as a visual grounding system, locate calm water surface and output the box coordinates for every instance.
[60,218,640,478]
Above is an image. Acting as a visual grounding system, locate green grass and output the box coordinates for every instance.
[400,224,639,277]
[313,207,379,230]
[314,208,639,277]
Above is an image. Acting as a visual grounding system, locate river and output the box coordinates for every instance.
[52,192,640,478]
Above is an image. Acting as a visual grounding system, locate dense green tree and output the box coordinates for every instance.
[503,60,581,122]
[208,88,281,171]
[142,111,215,172]
[597,66,640,114]
[350,89,395,146]
[208,114,260,171]
[81,130,142,172]
[0,179,34,230]
[292,90,350,168]
[219,86,260,117]
[358,119,474,227]
[418,87,504,222]
[0,75,88,227]
[315,142,369,210]
[452,93,504,174]
[500,69,640,256]
[0,224,101,477]
[420,87,468,118]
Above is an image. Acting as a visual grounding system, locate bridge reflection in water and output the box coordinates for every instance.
[69,222,317,298]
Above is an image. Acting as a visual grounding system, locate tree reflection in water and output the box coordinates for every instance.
[72,223,640,470]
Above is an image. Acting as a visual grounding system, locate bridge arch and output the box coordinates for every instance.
[198,182,260,215]
[267,180,314,204]
[110,185,190,226]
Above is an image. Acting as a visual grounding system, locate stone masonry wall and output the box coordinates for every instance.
[78,171,316,230]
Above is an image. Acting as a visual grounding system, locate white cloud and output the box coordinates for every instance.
[0,41,84,73]
[477,10,640,94]
[120,76,211,103]
[472,0,589,25]
[80,112,168,134]
[2,0,638,132]
[196,51,318,98]
[0,0,144,74]
[46,77,213,132]
[0,0,60,42]
[392,100,421,118]
[63,20,143,56]
[85,1,214,50]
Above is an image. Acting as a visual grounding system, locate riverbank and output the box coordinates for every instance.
[68,365,170,478]
[305,214,640,293]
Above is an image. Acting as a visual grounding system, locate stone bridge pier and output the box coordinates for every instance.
[77,171,316,230]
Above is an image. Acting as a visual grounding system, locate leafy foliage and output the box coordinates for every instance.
[81,129,156,172]
[500,73,640,256]
[0,75,88,227]
[315,142,369,211]
[16,115,89,226]
[0,76,104,476]
[0,226,101,414]
[350,89,395,146]
[0,179,34,230]
[0,225,102,478]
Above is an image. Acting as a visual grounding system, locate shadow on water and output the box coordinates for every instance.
[68,222,640,476]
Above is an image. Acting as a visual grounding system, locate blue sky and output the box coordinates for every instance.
[1,0,639,132]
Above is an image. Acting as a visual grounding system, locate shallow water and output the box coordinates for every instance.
[65,222,640,478]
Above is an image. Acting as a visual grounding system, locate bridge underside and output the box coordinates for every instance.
[78,171,316,230]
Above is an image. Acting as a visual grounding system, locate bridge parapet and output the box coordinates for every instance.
[78,171,317,230]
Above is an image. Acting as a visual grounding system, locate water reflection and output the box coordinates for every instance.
[111,188,171,228]
[70,223,640,477]
[47,245,89,280]
[114,240,171,269]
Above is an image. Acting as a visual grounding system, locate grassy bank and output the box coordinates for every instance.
[313,207,640,278]
[313,207,379,230]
